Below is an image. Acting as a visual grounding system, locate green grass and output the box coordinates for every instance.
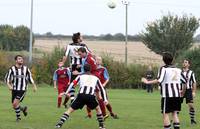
[0,86,199,129]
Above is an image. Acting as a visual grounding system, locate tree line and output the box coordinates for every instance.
[0,25,34,51]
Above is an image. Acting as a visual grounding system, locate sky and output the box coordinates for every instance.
[0,0,200,36]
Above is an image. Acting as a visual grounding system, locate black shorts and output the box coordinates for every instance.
[12,90,26,103]
[71,64,81,82]
[71,94,98,110]
[183,89,193,104]
[161,97,182,113]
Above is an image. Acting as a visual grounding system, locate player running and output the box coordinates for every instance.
[5,55,37,122]
[142,52,187,129]
[55,64,108,129]
[53,60,71,108]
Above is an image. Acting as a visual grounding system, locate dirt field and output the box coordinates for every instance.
[34,38,200,65]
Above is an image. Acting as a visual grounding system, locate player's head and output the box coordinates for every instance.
[162,52,173,65]
[182,59,191,69]
[58,59,64,68]
[96,56,102,65]
[72,32,82,43]
[15,55,24,65]
[78,47,87,58]
[84,64,91,73]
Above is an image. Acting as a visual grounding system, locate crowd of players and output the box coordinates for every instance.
[5,32,197,129]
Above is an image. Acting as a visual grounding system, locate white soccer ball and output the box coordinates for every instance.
[107,0,116,9]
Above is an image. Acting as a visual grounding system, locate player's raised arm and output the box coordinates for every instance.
[63,45,70,63]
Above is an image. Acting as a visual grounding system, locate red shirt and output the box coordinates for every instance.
[82,53,97,75]
[53,67,71,87]
[95,66,110,84]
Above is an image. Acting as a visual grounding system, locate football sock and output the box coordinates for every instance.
[173,123,180,129]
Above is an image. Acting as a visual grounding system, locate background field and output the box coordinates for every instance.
[0,86,200,129]
[34,39,163,65]
[34,39,200,65]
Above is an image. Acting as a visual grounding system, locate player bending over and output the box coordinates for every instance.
[53,60,71,108]
[142,52,186,129]
[55,64,108,129]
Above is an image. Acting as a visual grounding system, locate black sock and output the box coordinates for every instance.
[97,114,104,128]
[173,123,180,129]
[57,113,69,126]
[189,108,195,121]
[15,106,21,118]
[164,125,171,129]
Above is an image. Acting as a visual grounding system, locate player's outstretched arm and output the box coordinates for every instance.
[141,77,159,84]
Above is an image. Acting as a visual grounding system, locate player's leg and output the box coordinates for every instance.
[163,113,171,129]
[162,98,171,129]
[188,103,196,124]
[57,86,63,108]
[104,90,118,119]
[172,111,180,129]
[55,94,83,128]
[62,86,70,108]
[86,106,92,118]
[55,107,75,128]
[12,91,27,121]
[96,106,106,129]
[63,94,70,108]
[97,92,107,118]
[12,98,21,121]
[186,90,196,124]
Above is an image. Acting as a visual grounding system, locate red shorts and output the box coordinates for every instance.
[58,85,67,94]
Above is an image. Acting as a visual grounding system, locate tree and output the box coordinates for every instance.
[0,25,16,51]
[14,25,34,51]
[0,24,33,51]
[140,13,199,58]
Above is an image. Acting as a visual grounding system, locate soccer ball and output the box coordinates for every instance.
[107,0,116,9]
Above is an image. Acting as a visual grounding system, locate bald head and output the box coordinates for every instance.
[96,56,102,65]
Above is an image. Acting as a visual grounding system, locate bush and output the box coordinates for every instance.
[102,54,158,89]
[0,47,158,89]
[32,46,69,85]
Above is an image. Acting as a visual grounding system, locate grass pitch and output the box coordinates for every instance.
[0,86,199,129]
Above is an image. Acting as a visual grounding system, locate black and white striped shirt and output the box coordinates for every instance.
[5,65,34,91]
[157,65,186,98]
[182,70,196,89]
[65,74,108,101]
[65,43,90,65]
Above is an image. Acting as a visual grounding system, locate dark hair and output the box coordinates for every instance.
[15,55,23,60]
[184,59,191,65]
[84,64,91,72]
[72,32,81,43]
[162,52,173,65]
[78,47,87,53]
